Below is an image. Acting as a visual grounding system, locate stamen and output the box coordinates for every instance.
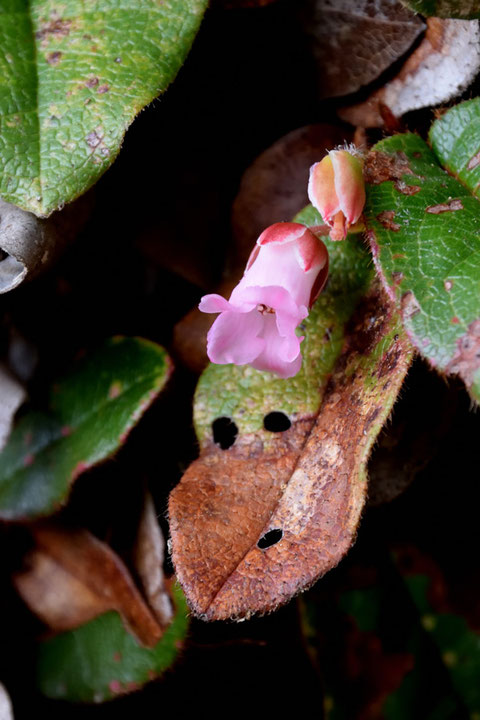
[257,304,275,315]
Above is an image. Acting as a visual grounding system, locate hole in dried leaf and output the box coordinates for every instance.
[263,412,291,432]
[212,417,238,449]
[257,528,283,550]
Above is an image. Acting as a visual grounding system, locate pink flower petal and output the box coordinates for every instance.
[199,293,255,314]
[251,314,303,378]
[206,310,265,365]
[308,157,340,226]
[257,222,307,247]
[294,230,328,272]
[330,150,365,226]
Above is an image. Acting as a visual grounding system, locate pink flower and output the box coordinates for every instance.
[308,148,365,241]
[199,222,328,379]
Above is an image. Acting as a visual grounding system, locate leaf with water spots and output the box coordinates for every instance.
[0,0,207,216]
[169,207,413,621]
[364,98,480,402]
[0,336,172,521]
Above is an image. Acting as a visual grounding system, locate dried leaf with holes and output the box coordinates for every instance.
[169,207,413,620]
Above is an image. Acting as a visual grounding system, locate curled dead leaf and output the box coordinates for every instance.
[14,524,163,647]
[300,0,425,99]
[134,493,173,628]
[0,366,26,452]
[0,194,92,294]
[340,19,480,127]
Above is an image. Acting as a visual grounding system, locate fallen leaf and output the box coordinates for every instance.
[134,493,173,628]
[169,208,413,621]
[299,0,425,99]
[14,524,163,647]
[340,19,480,127]
[0,194,92,293]
[0,684,14,720]
[0,366,25,452]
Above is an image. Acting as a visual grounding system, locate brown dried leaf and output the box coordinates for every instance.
[0,193,92,294]
[169,283,413,621]
[0,684,13,720]
[300,0,425,99]
[340,18,480,127]
[14,524,163,647]
[0,365,26,452]
[134,493,173,628]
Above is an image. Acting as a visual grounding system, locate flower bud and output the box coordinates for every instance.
[199,222,328,379]
[308,149,365,241]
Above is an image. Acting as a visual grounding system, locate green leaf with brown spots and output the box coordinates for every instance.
[36,583,188,703]
[168,207,413,621]
[0,0,207,216]
[364,99,480,402]
[0,336,172,521]
[400,0,480,18]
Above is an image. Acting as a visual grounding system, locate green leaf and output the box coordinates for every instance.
[0,336,172,521]
[400,572,480,715]
[36,583,189,703]
[400,0,480,18]
[364,100,480,402]
[300,549,474,720]
[0,0,207,216]
[169,209,413,620]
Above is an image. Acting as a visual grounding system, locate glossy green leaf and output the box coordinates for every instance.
[400,0,480,17]
[37,583,188,703]
[0,0,207,216]
[364,100,480,402]
[0,336,172,521]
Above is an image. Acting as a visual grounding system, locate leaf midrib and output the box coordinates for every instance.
[0,366,164,484]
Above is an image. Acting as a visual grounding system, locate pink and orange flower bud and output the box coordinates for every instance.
[308,148,365,241]
[199,222,328,379]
